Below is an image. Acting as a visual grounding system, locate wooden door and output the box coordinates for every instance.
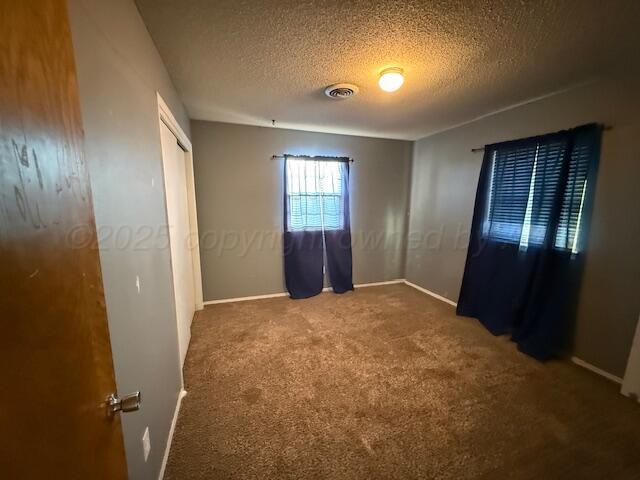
[0,1,128,478]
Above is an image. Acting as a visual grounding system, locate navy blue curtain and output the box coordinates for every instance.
[283,230,324,299]
[283,157,353,299]
[457,124,602,360]
[324,161,353,294]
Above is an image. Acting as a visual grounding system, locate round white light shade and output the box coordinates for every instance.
[378,68,404,92]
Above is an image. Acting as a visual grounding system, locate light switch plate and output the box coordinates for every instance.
[142,427,151,461]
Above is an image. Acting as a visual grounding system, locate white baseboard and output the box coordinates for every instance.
[203,279,406,305]
[571,356,623,384]
[399,283,630,388]
[355,279,404,288]
[403,280,458,307]
[400,283,627,387]
[158,389,187,480]
[201,279,631,399]
[399,283,627,387]
[203,292,288,305]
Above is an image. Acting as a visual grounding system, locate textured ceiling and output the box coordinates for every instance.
[136,0,640,140]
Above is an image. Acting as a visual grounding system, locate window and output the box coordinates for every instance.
[483,135,591,253]
[285,158,345,232]
[554,142,591,252]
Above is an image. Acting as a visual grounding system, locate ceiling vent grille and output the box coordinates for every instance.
[325,83,359,99]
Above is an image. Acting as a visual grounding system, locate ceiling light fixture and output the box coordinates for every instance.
[378,67,404,92]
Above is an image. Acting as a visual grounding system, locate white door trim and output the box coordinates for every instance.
[622,315,640,402]
[157,94,191,151]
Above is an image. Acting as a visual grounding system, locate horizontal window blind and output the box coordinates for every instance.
[485,144,537,243]
[522,139,567,246]
[286,158,344,232]
[484,133,591,252]
[554,141,591,251]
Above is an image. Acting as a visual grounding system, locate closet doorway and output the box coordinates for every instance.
[158,94,203,371]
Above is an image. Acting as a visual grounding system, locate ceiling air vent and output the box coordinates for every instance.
[324,83,359,99]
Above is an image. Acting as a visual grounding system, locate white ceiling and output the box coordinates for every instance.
[136,0,640,140]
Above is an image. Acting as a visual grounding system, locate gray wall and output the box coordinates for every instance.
[68,0,190,478]
[406,77,640,378]
[192,121,412,301]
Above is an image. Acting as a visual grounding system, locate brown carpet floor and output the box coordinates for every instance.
[165,284,640,479]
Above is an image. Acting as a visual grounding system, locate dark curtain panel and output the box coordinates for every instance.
[283,156,353,299]
[283,230,324,299]
[457,124,602,360]
[324,161,354,293]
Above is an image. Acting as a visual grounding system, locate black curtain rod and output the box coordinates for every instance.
[271,154,354,162]
[470,125,613,153]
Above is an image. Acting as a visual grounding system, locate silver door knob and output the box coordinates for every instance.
[106,391,141,414]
